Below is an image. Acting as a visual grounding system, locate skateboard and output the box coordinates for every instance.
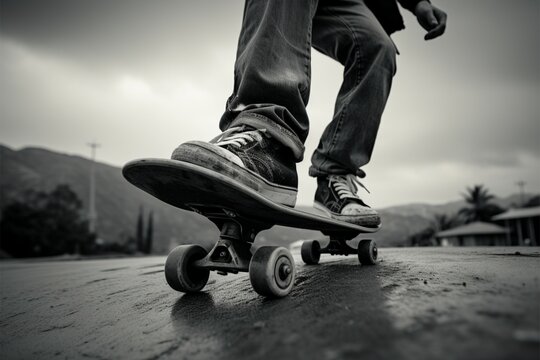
[123,158,380,297]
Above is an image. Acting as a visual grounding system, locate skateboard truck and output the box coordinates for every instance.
[301,237,378,266]
[194,221,257,274]
[166,218,296,297]
[321,239,357,256]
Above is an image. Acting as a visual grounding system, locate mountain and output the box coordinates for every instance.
[0,145,218,253]
[1,145,536,252]
[381,194,531,219]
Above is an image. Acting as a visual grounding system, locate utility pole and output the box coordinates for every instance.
[516,180,526,207]
[87,142,100,233]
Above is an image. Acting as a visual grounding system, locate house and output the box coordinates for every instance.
[435,221,508,246]
[492,206,540,246]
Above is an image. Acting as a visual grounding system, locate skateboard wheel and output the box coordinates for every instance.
[249,246,296,298]
[357,239,378,265]
[301,240,321,265]
[165,245,210,293]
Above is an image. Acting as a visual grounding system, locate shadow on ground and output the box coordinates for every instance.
[169,261,401,359]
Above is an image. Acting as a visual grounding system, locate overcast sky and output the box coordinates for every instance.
[1,0,539,207]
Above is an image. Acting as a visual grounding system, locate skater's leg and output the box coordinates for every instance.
[220,0,320,162]
[308,0,397,226]
[172,0,319,206]
[309,0,397,178]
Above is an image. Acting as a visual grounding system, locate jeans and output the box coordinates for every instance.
[220,0,397,178]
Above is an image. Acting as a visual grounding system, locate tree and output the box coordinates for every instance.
[432,213,462,232]
[136,206,145,252]
[458,184,504,223]
[524,195,540,208]
[409,213,463,246]
[409,227,437,247]
[144,211,154,254]
[0,185,94,257]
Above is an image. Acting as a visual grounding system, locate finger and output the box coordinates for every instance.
[424,22,446,40]
[435,10,448,27]
[425,10,447,40]
[420,11,439,31]
[427,12,439,28]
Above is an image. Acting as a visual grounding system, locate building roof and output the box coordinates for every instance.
[436,221,507,238]
[492,206,540,221]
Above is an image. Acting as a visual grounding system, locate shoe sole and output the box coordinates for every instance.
[172,142,297,207]
[313,201,381,227]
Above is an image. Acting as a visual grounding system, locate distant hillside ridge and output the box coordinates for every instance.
[0,145,217,254]
[381,194,534,218]
[1,145,536,251]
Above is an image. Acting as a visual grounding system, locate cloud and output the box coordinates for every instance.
[0,38,227,165]
[376,78,540,169]
[0,0,243,74]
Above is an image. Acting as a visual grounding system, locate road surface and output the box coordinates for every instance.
[1,247,539,359]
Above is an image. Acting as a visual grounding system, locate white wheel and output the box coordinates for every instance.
[357,239,378,265]
[301,240,321,265]
[165,245,210,293]
[249,246,296,297]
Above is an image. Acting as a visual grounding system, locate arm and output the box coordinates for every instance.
[398,0,448,40]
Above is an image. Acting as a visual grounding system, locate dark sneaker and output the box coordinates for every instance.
[171,126,298,207]
[314,175,380,227]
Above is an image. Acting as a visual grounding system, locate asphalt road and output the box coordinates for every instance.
[1,246,539,360]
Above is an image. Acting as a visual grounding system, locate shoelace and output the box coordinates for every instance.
[329,174,370,200]
[210,126,266,148]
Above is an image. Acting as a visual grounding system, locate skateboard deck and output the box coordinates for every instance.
[123,158,380,298]
[123,158,380,236]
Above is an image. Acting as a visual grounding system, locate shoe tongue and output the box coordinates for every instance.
[217,126,265,148]
[330,176,357,197]
[239,125,269,137]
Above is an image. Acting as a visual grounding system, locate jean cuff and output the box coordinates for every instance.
[230,114,305,162]
[308,165,367,178]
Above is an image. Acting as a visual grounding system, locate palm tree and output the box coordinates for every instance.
[432,213,462,232]
[420,213,463,246]
[524,195,540,208]
[458,184,504,223]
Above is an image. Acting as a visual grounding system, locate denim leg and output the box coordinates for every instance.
[308,0,397,178]
[220,0,319,162]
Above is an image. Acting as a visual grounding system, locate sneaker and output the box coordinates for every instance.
[314,174,381,227]
[171,126,298,207]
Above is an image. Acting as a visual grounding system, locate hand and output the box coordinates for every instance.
[415,1,447,40]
